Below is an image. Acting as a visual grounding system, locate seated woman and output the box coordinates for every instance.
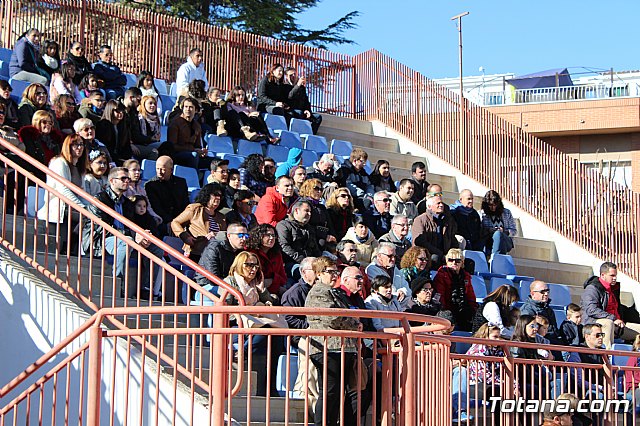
[239,153,270,197]
[369,160,397,193]
[247,223,287,296]
[0,102,27,210]
[49,62,81,104]
[226,85,277,142]
[399,245,431,284]
[136,71,163,114]
[52,94,80,135]
[170,183,227,262]
[37,134,87,252]
[37,39,60,81]
[480,190,517,257]
[168,97,209,169]
[472,284,519,338]
[290,165,307,195]
[17,83,53,127]
[343,215,377,267]
[95,100,131,164]
[326,187,355,241]
[433,248,478,331]
[122,159,162,225]
[77,73,104,100]
[256,64,290,121]
[83,149,109,196]
[365,275,403,331]
[223,250,283,397]
[201,87,226,136]
[18,110,64,181]
[405,277,441,321]
[9,29,48,85]
[130,95,161,161]
[305,256,369,424]
[511,314,546,399]
[65,42,92,86]
[0,80,20,129]
[74,117,111,164]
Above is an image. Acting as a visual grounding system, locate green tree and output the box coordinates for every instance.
[120,0,360,49]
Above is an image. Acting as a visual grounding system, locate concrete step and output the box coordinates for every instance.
[163,364,258,396]
[228,395,307,423]
[362,146,425,171]
[318,126,399,152]
[512,258,592,288]
[321,114,374,134]
[511,237,557,262]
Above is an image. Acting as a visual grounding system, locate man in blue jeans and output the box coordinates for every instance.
[82,167,164,299]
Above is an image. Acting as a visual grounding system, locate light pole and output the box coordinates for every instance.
[451,11,469,171]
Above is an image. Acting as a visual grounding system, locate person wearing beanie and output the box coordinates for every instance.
[275,147,303,178]
[405,277,441,325]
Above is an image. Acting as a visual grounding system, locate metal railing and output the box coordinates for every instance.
[0,136,249,402]
[482,83,632,105]
[353,49,640,282]
[0,306,453,426]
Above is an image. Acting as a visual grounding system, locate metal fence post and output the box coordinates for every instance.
[86,325,103,426]
[210,307,228,426]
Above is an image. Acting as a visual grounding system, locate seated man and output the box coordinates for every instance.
[412,195,459,266]
[9,29,48,85]
[389,179,417,222]
[284,67,322,134]
[81,167,164,299]
[275,199,322,271]
[378,214,411,261]
[195,222,249,289]
[335,239,372,298]
[566,323,606,396]
[581,262,640,349]
[78,90,106,126]
[206,158,234,208]
[362,191,393,239]
[175,48,208,96]
[336,266,375,333]
[365,242,411,310]
[340,148,374,210]
[255,175,297,227]
[92,45,127,100]
[144,156,190,235]
[450,189,483,251]
[417,183,447,215]
[520,280,563,346]
[225,189,258,231]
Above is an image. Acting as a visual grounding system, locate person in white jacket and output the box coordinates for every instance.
[175,48,208,95]
[365,275,403,331]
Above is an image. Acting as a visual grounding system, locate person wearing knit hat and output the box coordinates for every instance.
[405,277,441,325]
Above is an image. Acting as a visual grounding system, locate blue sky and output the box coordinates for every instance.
[296,0,640,79]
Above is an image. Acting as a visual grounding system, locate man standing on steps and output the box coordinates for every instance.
[81,167,164,299]
[175,48,208,96]
[284,67,323,134]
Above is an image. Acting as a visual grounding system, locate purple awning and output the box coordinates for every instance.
[506,68,573,89]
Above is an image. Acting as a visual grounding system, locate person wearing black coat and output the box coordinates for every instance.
[195,223,249,288]
[256,64,290,119]
[9,30,48,85]
[275,200,322,268]
[65,42,92,85]
[362,200,393,239]
[450,190,483,251]
[284,67,322,134]
[0,81,20,130]
[144,156,190,234]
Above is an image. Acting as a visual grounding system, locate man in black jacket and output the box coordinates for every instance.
[145,156,190,235]
[281,257,316,339]
[362,191,393,239]
[195,223,249,288]
[276,200,321,273]
[409,162,429,205]
[519,280,563,345]
[284,67,322,134]
[81,167,164,298]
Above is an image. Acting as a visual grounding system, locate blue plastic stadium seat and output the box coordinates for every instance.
[363,160,372,174]
[159,94,176,114]
[27,186,46,218]
[277,131,303,149]
[451,331,472,354]
[276,354,302,398]
[463,250,506,279]
[124,73,137,88]
[141,159,156,181]
[303,135,329,154]
[489,254,534,283]
[169,82,177,97]
[160,126,167,142]
[330,139,353,158]
[0,60,9,80]
[289,117,313,135]
[237,139,264,156]
[488,277,516,294]
[264,114,288,132]
[221,154,244,169]
[8,78,31,101]
[470,275,487,303]
[0,48,11,63]
[266,145,290,163]
[205,135,234,155]
[553,308,565,328]
[612,343,633,366]
[173,165,201,191]
[154,78,168,95]
[300,149,318,167]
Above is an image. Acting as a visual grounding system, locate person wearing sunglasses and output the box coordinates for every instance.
[225,189,258,231]
[362,190,393,239]
[17,109,64,171]
[432,248,477,331]
[18,83,54,127]
[247,223,287,296]
[412,195,460,267]
[195,223,249,288]
[365,242,412,310]
[565,323,607,406]
[0,80,20,130]
[520,280,564,347]
[326,187,355,241]
[65,42,92,85]
[510,314,548,402]
[297,178,335,244]
[405,277,441,324]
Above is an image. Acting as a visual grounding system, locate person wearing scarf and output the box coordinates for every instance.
[65,42,92,85]
[450,189,483,251]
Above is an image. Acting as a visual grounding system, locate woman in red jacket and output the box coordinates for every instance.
[433,248,478,331]
[247,223,287,296]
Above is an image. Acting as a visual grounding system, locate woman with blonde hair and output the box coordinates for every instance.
[131,95,162,157]
[325,186,355,241]
[18,109,64,178]
[298,177,334,244]
[399,245,431,284]
[433,248,478,331]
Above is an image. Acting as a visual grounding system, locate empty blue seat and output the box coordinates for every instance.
[0,60,9,80]
[612,343,633,366]
[289,118,313,135]
[300,149,318,167]
[169,82,177,97]
[264,114,288,132]
[488,277,516,293]
[490,254,534,283]
[304,135,328,154]
[277,131,303,149]
[470,275,487,303]
[189,188,200,203]
[154,78,168,95]
[124,73,137,88]
[221,154,245,169]
[266,145,290,163]
[173,165,200,191]
[160,126,167,142]
[8,78,31,100]
[237,139,264,156]
[27,186,46,218]
[0,48,11,63]
[553,308,565,328]
[463,250,506,279]
[451,331,472,354]
[330,139,353,158]
[205,135,234,154]
[141,159,156,181]
[159,94,176,114]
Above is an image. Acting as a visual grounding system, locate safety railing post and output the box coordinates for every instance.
[210,307,227,426]
[502,349,516,426]
[86,325,103,426]
[402,329,416,426]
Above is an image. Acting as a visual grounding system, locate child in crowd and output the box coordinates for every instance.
[535,315,553,360]
[560,303,584,346]
[130,195,161,239]
[365,275,403,331]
